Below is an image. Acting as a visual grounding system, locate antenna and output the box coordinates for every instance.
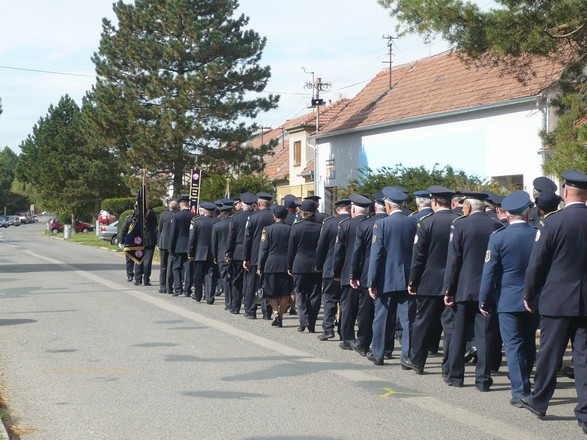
[382,35,396,90]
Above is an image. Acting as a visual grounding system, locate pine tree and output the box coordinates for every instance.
[91,0,279,194]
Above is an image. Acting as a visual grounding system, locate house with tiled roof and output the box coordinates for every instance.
[248,99,350,203]
[313,50,567,210]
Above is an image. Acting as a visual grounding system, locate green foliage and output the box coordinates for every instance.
[153,205,166,224]
[16,95,124,220]
[117,209,134,239]
[0,147,30,213]
[101,197,136,216]
[91,0,279,194]
[199,172,274,202]
[342,164,516,210]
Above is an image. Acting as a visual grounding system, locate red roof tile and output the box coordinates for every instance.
[263,143,289,181]
[320,51,567,135]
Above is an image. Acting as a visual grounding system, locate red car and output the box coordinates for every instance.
[47,218,94,234]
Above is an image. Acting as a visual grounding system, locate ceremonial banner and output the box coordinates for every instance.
[190,167,201,213]
[124,176,147,264]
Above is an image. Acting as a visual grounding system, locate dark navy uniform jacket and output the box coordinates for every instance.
[367,211,417,293]
[170,209,195,254]
[524,203,587,316]
[243,208,275,265]
[287,220,323,274]
[211,216,230,264]
[333,215,366,285]
[157,209,175,251]
[226,210,253,261]
[410,207,434,221]
[409,209,459,296]
[314,213,350,278]
[316,212,329,224]
[351,213,387,287]
[144,209,158,247]
[258,222,291,273]
[189,216,219,262]
[443,211,503,302]
[285,210,297,226]
[479,222,537,313]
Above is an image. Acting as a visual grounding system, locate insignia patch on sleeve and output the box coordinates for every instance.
[535,230,541,242]
[373,224,378,230]
[261,229,267,242]
[372,234,377,244]
[414,235,418,244]
[485,250,491,263]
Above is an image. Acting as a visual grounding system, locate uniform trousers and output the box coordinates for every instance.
[293,273,322,330]
[172,253,191,295]
[371,290,415,360]
[411,295,448,371]
[447,301,499,388]
[355,288,375,352]
[159,249,174,293]
[340,285,360,343]
[125,256,134,280]
[321,278,340,334]
[193,261,218,303]
[244,266,260,316]
[229,261,245,313]
[526,316,587,422]
[440,306,455,377]
[217,261,232,309]
[135,245,155,284]
[498,312,538,401]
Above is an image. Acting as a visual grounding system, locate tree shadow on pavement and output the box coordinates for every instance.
[0,318,37,326]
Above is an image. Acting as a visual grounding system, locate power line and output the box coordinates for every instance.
[0,64,94,78]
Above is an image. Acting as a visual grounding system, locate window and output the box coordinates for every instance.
[293,141,301,166]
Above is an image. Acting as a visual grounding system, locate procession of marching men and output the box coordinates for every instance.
[140,169,587,436]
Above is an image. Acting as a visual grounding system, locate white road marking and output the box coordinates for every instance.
[23,249,544,440]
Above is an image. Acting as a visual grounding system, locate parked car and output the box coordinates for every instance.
[15,212,33,224]
[0,216,8,228]
[98,221,119,245]
[47,218,94,234]
[8,216,21,227]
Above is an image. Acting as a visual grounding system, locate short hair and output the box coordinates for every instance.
[416,197,431,208]
[466,199,485,212]
[352,205,369,216]
[258,199,271,208]
[432,196,450,207]
[302,211,316,221]
[169,201,179,211]
[507,207,529,219]
[385,200,403,210]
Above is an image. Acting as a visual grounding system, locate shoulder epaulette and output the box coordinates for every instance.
[323,215,334,222]
[338,217,351,225]
[491,225,507,235]
[452,215,466,224]
[544,209,561,219]
[419,212,433,222]
[408,212,416,217]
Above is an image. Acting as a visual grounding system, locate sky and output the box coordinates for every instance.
[0,0,451,153]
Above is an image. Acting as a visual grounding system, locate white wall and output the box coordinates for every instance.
[317,100,546,203]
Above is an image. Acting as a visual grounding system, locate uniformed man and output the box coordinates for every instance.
[534,190,562,226]
[529,176,558,226]
[483,191,500,221]
[158,199,178,293]
[136,207,157,286]
[451,193,465,216]
[367,187,417,366]
[282,195,298,226]
[520,170,587,436]
[257,205,292,327]
[189,202,219,303]
[119,213,135,282]
[349,192,388,357]
[478,191,539,407]
[287,199,323,333]
[314,198,351,341]
[225,192,257,314]
[303,195,328,223]
[404,185,459,375]
[443,190,503,390]
[169,195,195,296]
[333,194,371,350]
[410,190,434,221]
[212,201,234,310]
[242,192,275,319]
[392,185,414,216]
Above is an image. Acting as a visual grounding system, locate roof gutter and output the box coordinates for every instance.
[313,95,539,140]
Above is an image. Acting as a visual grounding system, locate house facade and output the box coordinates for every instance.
[314,51,565,212]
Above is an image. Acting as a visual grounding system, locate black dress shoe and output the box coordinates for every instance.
[289,309,298,316]
[245,314,257,320]
[297,326,306,332]
[476,385,491,392]
[144,282,152,286]
[443,375,463,387]
[578,421,587,435]
[172,291,182,297]
[561,365,575,379]
[158,289,166,293]
[308,326,315,333]
[366,351,384,366]
[127,277,134,282]
[384,351,393,360]
[339,341,352,350]
[133,281,141,286]
[271,315,279,326]
[277,317,283,328]
[230,310,240,314]
[350,340,368,357]
[520,396,545,417]
[400,356,423,374]
[317,332,336,341]
[464,346,477,363]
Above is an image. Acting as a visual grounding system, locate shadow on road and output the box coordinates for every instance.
[0,318,37,326]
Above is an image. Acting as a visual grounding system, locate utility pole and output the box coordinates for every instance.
[304,76,331,134]
[382,35,396,90]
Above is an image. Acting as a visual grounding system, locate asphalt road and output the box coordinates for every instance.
[0,222,582,439]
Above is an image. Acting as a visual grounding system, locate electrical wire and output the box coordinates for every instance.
[0,64,93,78]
